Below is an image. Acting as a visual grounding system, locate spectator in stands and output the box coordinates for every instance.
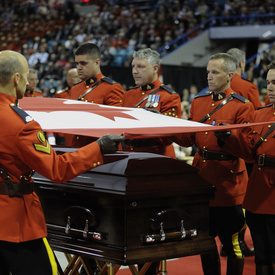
[28,44,49,67]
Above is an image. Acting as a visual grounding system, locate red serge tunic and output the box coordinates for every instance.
[69,72,124,106]
[0,93,103,242]
[230,74,262,110]
[123,78,181,158]
[242,105,275,214]
[175,88,255,207]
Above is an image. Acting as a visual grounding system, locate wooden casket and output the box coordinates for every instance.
[33,151,216,266]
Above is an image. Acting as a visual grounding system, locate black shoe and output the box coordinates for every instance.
[220,244,227,257]
[240,240,255,257]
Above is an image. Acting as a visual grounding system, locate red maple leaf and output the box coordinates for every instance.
[19,97,138,121]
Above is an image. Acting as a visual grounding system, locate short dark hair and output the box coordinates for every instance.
[74,43,101,59]
[209,53,237,73]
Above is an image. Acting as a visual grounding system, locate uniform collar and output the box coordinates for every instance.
[84,72,104,86]
[85,77,97,85]
[212,92,226,101]
[141,83,154,91]
[25,88,33,95]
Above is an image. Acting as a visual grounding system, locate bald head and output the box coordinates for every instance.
[0,51,27,86]
[66,68,80,87]
[0,50,29,98]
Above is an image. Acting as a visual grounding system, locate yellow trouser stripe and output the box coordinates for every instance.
[232,232,243,259]
[42,237,58,275]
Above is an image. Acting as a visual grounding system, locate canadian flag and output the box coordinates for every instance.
[18,97,265,139]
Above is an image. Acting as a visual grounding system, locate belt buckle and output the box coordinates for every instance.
[258,154,265,166]
[202,149,208,160]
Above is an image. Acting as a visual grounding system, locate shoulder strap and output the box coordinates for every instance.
[133,87,162,108]
[252,123,275,157]
[199,95,234,123]
[77,79,103,101]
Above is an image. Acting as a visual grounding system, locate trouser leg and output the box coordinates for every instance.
[200,249,221,275]
[226,256,244,275]
[256,264,275,275]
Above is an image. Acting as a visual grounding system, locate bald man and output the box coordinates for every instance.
[0,50,124,274]
[54,68,80,99]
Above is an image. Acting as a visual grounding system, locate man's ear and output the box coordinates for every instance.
[14,72,20,86]
[228,71,234,82]
[153,64,159,74]
[95,58,100,67]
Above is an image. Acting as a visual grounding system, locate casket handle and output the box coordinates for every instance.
[83,219,89,238]
[65,216,71,234]
[144,220,197,243]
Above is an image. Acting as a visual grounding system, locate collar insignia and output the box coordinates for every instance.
[212,92,226,101]
[141,84,154,91]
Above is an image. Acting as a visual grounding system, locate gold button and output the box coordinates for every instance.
[258,167,261,170]
[164,113,167,115]
[268,125,271,128]
[10,103,15,106]
[137,106,140,108]
[86,86,89,88]
[253,131,256,133]
[93,163,97,167]
[212,103,215,106]
[169,112,171,115]
[172,113,175,116]
[97,162,101,165]
[172,108,175,111]
[205,132,208,135]
[203,160,206,163]
[119,99,122,102]
[142,92,145,95]
[230,170,234,173]
[203,146,206,149]
[76,136,79,140]
[264,139,267,142]
[208,117,211,120]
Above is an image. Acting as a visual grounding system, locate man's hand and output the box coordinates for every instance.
[214,123,231,140]
[214,123,231,147]
[96,134,125,154]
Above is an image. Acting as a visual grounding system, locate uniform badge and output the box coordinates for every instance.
[33,131,51,154]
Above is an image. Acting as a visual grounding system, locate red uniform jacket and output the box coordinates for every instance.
[123,78,181,158]
[0,93,103,243]
[54,87,70,99]
[69,72,124,106]
[69,72,124,147]
[24,89,45,98]
[234,105,275,215]
[174,88,255,207]
[230,74,262,109]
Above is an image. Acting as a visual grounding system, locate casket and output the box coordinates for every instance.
[33,151,216,265]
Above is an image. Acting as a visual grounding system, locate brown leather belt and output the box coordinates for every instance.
[256,154,275,167]
[0,181,34,197]
[198,148,237,161]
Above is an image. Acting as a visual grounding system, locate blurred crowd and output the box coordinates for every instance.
[0,0,275,97]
